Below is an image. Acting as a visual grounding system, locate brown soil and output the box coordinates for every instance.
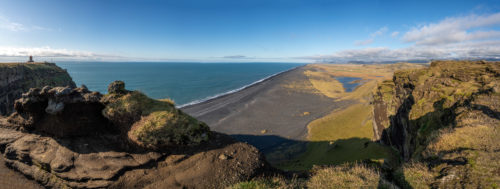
[110,132,269,189]
[0,118,269,188]
[0,155,43,189]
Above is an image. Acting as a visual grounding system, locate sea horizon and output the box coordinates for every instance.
[56,61,305,107]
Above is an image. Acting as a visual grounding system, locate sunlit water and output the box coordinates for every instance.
[57,62,304,107]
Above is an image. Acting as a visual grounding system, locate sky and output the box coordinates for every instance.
[1,0,500,62]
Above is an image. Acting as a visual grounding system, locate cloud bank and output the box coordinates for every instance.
[317,13,500,62]
[0,46,124,61]
[308,42,500,62]
[222,55,252,59]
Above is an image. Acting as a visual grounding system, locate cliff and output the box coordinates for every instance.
[0,62,75,116]
[0,81,268,188]
[373,60,500,187]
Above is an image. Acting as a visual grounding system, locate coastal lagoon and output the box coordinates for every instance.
[57,62,303,107]
[335,77,363,92]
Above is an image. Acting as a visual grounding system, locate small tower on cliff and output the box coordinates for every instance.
[27,56,34,63]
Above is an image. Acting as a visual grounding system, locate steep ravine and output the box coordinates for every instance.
[373,60,500,188]
[0,63,75,116]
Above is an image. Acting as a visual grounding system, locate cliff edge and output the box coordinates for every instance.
[0,72,268,188]
[0,62,75,116]
[373,60,500,188]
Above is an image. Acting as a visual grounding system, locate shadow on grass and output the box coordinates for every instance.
[232,134,400,187]
[231,134,392,170]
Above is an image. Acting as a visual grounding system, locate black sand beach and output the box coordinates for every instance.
[181,65,353,153]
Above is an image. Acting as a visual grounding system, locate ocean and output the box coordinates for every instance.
[56,62,304,107]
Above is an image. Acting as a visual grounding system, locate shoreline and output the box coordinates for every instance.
[177,64,307,108]
[181,64,352,156]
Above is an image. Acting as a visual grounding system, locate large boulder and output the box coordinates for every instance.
[107,80,128,94]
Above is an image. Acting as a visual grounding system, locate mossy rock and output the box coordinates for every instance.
[130,110,210,148]
[102,82,210,149]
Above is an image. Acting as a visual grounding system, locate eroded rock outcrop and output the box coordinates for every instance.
[102,81,211,150]
[0,63,75,116]
[0,81,268,188]
[373,60,500,187]
[7,85,112,137]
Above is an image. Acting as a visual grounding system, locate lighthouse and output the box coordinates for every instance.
[28,56,34,63]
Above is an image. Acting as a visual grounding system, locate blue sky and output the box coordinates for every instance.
[1,0,500,62]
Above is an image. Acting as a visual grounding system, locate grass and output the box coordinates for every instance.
[308,103,373,141]
[393,162,435,189]
[277,103,391,170]
[282,64,405,101]
[131,110,209,147]
[228,176,304,189]
[1,62,74,87]
[274,64,409,170]
[230,163,398,189]
[420,124,500,187]
[425,125,499,156]
[381,61,500,188]
[277,138,391,170]
[103,91,210,148]
[307,163,396,188]
[303,69,345,99]
[104,91,175,117]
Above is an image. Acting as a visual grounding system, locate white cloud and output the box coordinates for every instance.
[354,39,374,46]
[0,16,25,31]
[0,15,52,32]
[354,27,388,46]
[391,31,399,38]
[222,55,252,59]
[0,46,124,61]
[402,12,500,45]
[371,27,388,37]
[314,13,500,62]
[306,41,500,62]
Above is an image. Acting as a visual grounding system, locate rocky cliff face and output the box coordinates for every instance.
[0,63,75,116]
[373,60,500,187]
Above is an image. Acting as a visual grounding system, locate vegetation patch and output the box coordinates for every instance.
[393,162,435,189]
[229,176,304,189]
[308,103,373,141]
[307,163,395,188]
[103,87,210,149]
[375,60,500,188]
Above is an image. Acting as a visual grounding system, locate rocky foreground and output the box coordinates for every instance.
[0,81,268,188]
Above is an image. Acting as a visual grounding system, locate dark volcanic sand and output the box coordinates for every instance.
[181,65,353,153]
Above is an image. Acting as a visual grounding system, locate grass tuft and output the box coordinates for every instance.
[307,163,396,188]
